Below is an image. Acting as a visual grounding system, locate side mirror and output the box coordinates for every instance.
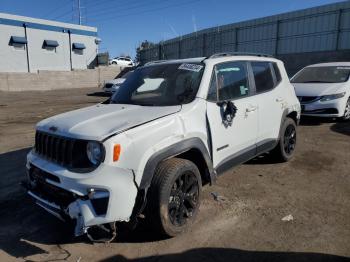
[102,98,111,104]
[217,100,237,126]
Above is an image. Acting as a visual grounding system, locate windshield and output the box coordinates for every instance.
[291,66,350,83]
[110,62,204,106]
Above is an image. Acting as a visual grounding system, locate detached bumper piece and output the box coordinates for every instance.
[25,166,116,242]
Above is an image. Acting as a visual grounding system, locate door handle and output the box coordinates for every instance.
[276,97,284,102]
[246,106,257,112]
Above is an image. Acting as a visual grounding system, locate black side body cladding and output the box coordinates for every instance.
[139,137,214,189]
[215,145,256,175]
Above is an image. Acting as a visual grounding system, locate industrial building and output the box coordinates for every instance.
[0,12,99,73]
[138,1,350,75]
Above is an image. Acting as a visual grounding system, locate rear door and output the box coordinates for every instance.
[206,61,259,172]
[250,61,284,150]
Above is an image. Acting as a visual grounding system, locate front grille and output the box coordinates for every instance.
[31,164,60,183]
[298,96,319,103]
[35,131,75,167]
[30,167,76,207]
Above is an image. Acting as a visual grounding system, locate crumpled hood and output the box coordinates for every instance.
[292,82,346,97]
[36,104,181,141]
[105,78,126,86]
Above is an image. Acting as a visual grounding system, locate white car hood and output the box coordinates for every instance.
[293,82,346,97]
[105,78,125,85]
[36,104,181,141]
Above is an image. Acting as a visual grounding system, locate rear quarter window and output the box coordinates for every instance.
[251,62,275,94]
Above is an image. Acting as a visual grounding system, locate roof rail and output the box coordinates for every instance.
[208,52,274,59]
[144,60,169,66]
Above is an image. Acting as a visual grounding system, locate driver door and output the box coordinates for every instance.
[206,61,258,173]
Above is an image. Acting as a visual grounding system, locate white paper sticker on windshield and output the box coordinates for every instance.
[178,63,203,72]
[336,67,350,70]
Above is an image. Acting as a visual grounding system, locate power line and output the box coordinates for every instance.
[89,0,173,18]
[86,0,156,14]
[85,0,119,9]
[90,0,202,23]
[52,9,73,21]
[43,0,72,19]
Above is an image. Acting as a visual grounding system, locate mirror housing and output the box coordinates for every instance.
[217,100,237,126]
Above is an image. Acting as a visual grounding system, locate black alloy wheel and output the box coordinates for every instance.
[168,171,200,227]
[284,124,297,156]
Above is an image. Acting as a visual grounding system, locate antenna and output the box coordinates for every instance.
[73,0,84,25]
[78,0,82,25]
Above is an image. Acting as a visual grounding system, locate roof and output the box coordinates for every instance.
[0,12,97,37]
[307,62,350,67]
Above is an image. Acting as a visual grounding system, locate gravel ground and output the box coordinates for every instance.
[0,88,349,262]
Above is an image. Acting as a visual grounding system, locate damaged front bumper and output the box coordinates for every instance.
[25,150,138,238]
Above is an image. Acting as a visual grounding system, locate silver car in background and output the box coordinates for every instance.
[103,70,134,94]
[291,62,350,121]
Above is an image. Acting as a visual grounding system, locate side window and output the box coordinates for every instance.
[207,61,250,101]
[251,62,275,93]
[272,62,282,83]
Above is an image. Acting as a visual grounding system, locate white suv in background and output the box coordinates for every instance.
[291,62,350,120]
[24,53,300,242]
[110,56,134,67]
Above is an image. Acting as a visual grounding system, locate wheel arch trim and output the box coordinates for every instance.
[139,137,214,190]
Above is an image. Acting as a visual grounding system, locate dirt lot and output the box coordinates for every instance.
[0,88,349,262]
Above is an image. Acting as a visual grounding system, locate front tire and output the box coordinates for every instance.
[342,98,350,121]
[271,117,297,162]
[148,158,202,237]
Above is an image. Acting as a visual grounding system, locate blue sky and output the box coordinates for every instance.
[0,0,345,58]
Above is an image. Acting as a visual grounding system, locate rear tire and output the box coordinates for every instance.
[271,117,297,162]
[148,158,202,237]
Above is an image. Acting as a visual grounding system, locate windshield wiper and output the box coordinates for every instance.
[135,102,156,106]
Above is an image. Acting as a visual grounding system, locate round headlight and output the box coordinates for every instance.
[86,141,103,165]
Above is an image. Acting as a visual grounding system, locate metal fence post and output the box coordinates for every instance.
[235,27,239,52]
[275,20,280,56]
[158,44,162,60]
[202,33,206,57]
[336,9,343,51]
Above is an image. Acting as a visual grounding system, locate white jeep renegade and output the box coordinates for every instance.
[25,53,301,241]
